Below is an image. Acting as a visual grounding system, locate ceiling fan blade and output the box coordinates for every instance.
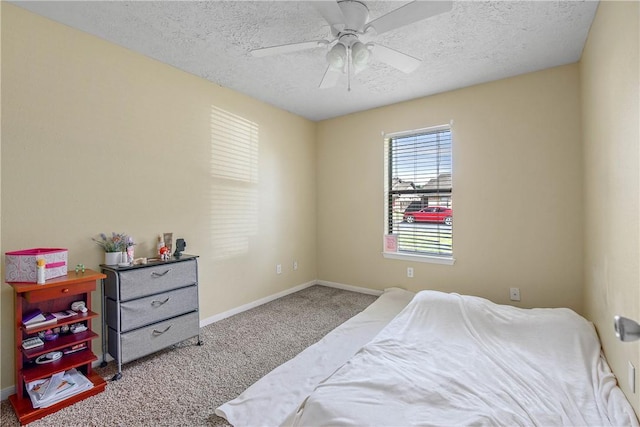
[309,1,346,35]
[365,1,452,35]
[251,40,327,58]
[371,44,422,73]
[319,65,342,89]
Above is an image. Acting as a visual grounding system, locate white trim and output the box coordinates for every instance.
[95,354,115,365]
[315,280,383,296]
[199,280,317,327]
[1,385,15,401]
[383,123,451,139]
[383,251,456,265]
[199,280,383,328]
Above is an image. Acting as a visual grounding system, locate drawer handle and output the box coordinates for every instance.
[151,297,170,307]
[151,269,172,278]
[61,288,70,293]
[152,325,172,336]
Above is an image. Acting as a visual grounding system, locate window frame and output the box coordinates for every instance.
[382,124,455,265]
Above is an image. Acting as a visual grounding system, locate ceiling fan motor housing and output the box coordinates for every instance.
[337,0,369,33]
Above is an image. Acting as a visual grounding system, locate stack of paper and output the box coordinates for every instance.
[26,369,93,408]
[51,310,78,320]
[23,313,57,330]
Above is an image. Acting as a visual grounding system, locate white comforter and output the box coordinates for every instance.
[216,287,416,426]
[286,291,639,426]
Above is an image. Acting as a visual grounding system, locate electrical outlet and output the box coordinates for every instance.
[629,362,636,393]
[509,287,520,301]
[407,267,414,278]
[276,264,282,275]
[293,261,298,271]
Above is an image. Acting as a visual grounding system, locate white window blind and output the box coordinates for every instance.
[386,126,453,258]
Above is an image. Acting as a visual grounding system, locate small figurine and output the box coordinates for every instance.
[159,246,170,261]
[75,264,85,274]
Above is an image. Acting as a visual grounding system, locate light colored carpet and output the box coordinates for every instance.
[1,285,377,426]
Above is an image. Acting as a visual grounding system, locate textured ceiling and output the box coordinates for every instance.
[11,1,599,121]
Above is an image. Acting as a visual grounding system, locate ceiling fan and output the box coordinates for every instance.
[250,1,453,90]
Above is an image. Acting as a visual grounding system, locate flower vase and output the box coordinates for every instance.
[105,252,121,265]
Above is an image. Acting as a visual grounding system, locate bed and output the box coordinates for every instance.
[216,288,639,426]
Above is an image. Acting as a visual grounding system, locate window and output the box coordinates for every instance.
[384,125,453,264]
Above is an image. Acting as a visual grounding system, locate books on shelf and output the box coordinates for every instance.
[26,368,93,409]
[63,342,87,355]
[23,313,56,330]
[24,309,79,329]
[52,310,78,320]
[23,309,44,325]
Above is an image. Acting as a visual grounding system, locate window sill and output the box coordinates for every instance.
[382,251,455,265]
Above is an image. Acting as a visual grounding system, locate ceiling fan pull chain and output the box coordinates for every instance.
[347,45,352,92]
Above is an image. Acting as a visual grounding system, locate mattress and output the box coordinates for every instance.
[285,290,639,426]
[215,287,416,426]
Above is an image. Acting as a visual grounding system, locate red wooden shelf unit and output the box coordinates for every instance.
[8,269,107,425]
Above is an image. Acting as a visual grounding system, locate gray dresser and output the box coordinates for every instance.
[100,255,201,380]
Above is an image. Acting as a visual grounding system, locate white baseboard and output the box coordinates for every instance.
[1,385,14,401]
[199,280,382,328]
[199,280,317,327]
[1,279,380,401]
[316,280,383,296]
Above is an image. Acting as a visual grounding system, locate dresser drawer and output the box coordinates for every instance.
[25,281,96,303]
[107,285,198,332]
[117,260,197,301]
[108,311,199,364]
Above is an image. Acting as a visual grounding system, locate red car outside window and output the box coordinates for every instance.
[403,207,452,226]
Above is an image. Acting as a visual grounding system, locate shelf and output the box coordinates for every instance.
[22,350,98,384]
[9,371,107,425]
[22,330,98,359]
[8,268,106,424]
[21,310,98,335]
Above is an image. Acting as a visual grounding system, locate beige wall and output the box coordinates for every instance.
[0,4,317,391]
[2,0,638,415]
[317,64,584,311]
[581,0,640,414]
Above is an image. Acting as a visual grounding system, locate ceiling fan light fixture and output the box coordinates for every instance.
[351,41,370,67]
[326,43,347,70]
[252,0,453,91]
